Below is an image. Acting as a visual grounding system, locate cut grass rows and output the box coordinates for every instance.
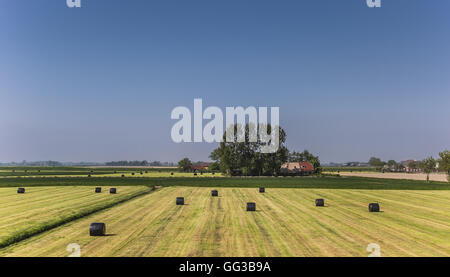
[1,187,450,257]
[0,186,152,248]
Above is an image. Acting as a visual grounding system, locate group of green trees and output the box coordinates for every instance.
[178,124,321,176]
[177,158,193,172]
[437,150,450,182]
[416,152,450,182]
[209,125,289,176]
[369,150,450,182]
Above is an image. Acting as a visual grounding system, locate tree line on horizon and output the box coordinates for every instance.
[105,160,175,167]
[368,151,450,182]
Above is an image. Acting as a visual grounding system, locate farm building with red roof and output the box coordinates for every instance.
[280,161,315,176]
[190,162,209,172]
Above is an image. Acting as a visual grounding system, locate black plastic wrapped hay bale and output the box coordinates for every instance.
[131,172,135,176]
[17,188,25,194]
[247,202,256,211]
[315,199,325,207]
[369,203,380,212]
[95,187,101,193]
[110,188,117,194]
[194,173,197,176]
[211,190,218,197]
[170,172,174,176]
[259,187,265,193]
[89,223,106,236]
[176,197,184,205]
[121,174,125,177]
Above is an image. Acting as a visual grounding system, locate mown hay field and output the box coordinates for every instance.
[2,187,450,257]
[0,186,151,247]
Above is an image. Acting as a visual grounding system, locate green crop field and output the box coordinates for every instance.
[1,175,449,190]
[0,186,152,248]
[1,186,450,257]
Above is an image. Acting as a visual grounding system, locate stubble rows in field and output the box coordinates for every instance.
[2,187,450,257]
[0,186,151,247]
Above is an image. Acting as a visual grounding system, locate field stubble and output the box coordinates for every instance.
[0,186,151,248]
[1,187,450,257]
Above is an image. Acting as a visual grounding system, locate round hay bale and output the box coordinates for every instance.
[89,222,106,236]
[211,190,218,197]
[131,172,135,176]
[315,199,325,207]
[194,173,197,176]
[121,174,125,177]
[212,172,215,175]
[369,203,380,212]
[170,172,174,175]
[95,187,101,193]
[17,188,25,194]
[176,197,184,205]
[110,188,117,194]
[259,187,265,193]
[246,202,256,211]
[140,171,143,175]
[88,174,91,177]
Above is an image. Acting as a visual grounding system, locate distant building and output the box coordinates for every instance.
[400,160,420,173]
[280,162,315,176]
[190,162,209,172]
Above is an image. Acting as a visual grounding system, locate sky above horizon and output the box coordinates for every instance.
[1,0,449,163]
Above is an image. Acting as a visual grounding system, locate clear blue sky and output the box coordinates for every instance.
[1,0,449,163]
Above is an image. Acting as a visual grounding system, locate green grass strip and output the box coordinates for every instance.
[0,187,154,249]
[0,176,449,190]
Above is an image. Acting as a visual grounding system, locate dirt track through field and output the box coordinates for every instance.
[1,187,450,257]
[339,172,448,182]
